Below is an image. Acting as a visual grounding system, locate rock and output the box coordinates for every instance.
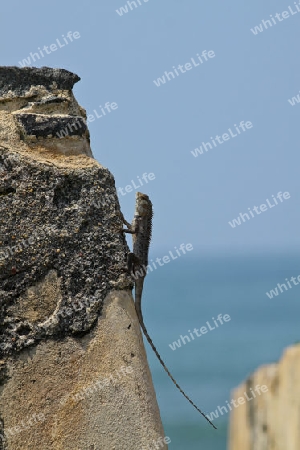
[0,67,167,449]
[0,67,80,99]
[228,344,300,450]
[0,66,91,157]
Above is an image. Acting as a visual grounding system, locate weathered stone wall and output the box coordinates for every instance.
[228,344,300,450]
[0,67,166,449]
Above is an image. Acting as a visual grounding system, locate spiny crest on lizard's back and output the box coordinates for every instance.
[136,192,153,242]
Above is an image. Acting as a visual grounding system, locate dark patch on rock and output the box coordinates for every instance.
[0,66,80,99]
[0,186,15,196]
[15,114,87,139]
[53,176,83,207]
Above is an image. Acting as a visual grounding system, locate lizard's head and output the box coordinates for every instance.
[135,192,153,217]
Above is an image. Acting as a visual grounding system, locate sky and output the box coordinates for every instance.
[1,0,299,255]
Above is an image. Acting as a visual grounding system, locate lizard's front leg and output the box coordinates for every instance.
[122,220,138,235]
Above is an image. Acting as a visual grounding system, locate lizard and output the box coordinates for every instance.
[122,191,216,429]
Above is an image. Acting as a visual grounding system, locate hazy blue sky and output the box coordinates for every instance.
[1,0,299,254]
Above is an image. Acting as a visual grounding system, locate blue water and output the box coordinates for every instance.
[142,253,300,450]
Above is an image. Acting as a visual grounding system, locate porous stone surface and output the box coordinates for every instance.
[228,344,300,450]
[0,146,129,360]
[0,67,167,450]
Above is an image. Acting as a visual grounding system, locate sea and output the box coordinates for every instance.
[142,252,300,450]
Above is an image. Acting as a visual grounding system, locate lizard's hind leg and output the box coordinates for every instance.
[127,252,140,275]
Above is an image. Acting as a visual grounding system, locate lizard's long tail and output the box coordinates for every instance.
[134,290,217,430]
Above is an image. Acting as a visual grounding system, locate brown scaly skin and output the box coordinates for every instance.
[123,192,216,429]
